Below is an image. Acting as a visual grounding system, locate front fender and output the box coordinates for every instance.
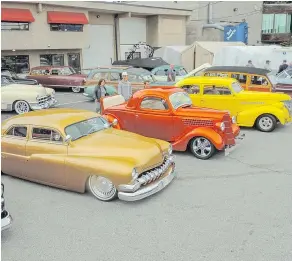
[173,127,224,151]
[65,155,135,192]
[237,105,288,127]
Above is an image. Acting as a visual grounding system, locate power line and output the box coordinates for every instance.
[190,10,261,22]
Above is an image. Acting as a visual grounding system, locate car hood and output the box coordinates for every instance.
[237,91,291,101]
[175,106,228,120]
[69,128,164,169]
[3,84,48,96]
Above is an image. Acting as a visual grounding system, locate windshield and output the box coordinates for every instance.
[169,92,192,109]
[1,76,13,86]
[231,81,243,93]
[65,117,110,141]
[178,68,188,76]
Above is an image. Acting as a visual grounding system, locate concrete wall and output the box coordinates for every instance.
[1,2,90,51]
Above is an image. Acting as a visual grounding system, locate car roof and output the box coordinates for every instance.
[2,108,98,134]
[205,66,270,75]
[178,76,237,85]
[89,67,152,75]
[132,87,182,98]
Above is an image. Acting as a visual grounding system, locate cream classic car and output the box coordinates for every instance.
[1,76,57,114]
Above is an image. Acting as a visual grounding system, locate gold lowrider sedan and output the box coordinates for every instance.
[1,76,57,114]
[1,109,175,202]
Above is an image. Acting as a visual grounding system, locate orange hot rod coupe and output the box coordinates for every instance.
[101,87,245,160]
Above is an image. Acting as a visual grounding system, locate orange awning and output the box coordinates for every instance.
[1,8,35,22]
[47,11,88,24]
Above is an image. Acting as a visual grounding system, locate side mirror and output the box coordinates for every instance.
[65,135,72,144]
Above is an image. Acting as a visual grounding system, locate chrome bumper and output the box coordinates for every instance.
[1,211,12,231]
[30,97,58,110]
[118,163,176,201]
[225,133,245,156]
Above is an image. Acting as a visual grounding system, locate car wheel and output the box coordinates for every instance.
[71,86,81,93]
[14,100,30,114]
[189,137,216,160]
[88,175,117,201]
[256,114,277,132]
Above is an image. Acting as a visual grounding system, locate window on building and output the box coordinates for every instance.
[50,24,83,32]
[68,53,81,72]
[1,22,29,31]
[40,54,64,66]
[262,13,292,34]
[125,52,141,60]
[1,55,30,74]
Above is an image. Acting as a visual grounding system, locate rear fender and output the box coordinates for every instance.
[173,127,224,151]
[237,105,287,126]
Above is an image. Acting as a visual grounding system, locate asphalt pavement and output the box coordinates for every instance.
[1,91,292,261]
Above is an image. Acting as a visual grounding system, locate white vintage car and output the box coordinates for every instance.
[1,76,57,114]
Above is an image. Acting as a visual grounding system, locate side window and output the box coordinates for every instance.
[140,97,168,110]
[251,75,268,85]
[155,70,166,76]
[231,73,247,84]
[182,85,200,94]
[93,72,108,80]
[51,69,59,75]
[32,128,63,143]
[204,72,228,77]
[128,74,139,82]
[6,126,27,138]
[203,85,231,95]
[109,73,120,81]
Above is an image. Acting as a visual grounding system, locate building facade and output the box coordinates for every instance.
[1,1,191,73]
[261,1,292,45]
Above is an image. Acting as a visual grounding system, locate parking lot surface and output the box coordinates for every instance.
[2,91,292,261]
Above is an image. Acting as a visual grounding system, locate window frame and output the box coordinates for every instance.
[40,54,65,66]
[1,55,30,74]
[262,13,292,34]
[139,96,170,112]
[4,125,28,139]
[50,23,83,32]
[30,126,65,144]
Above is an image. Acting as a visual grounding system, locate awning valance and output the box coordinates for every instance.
[1,8,35,22]
[47,11,88,24]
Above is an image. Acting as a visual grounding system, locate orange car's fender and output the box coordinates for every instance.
[173,127,225,151]
[102,113,121,130]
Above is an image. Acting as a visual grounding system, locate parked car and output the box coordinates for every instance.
[269,68,292,96]
[84,66,173,94]
[175,77,292,132]
[83,84,118,101]
[2,67,38,85]
[1,183,13,231]
[203,66,272,93]
[26,66,87,93]
[1,109,176,202]
[151,65,188,82]
[100,88,243,160]
[1,75,57,114]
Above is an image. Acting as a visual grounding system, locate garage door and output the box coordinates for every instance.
[82,25,114,68]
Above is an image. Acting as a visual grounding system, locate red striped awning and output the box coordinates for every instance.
[1,8,35,22]
[47,11,88,24]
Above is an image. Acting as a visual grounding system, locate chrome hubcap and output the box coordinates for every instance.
[89,176,116,200]
[72,87,81,93]
[15,101,29,114]
[193,138,212,157]
[259,117,273,130]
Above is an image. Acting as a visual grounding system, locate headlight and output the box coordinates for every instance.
[1,184,4,197]
[232,116,236,124]
[132,168,139,180]
[220,122,225,131]
[168,144,173,155]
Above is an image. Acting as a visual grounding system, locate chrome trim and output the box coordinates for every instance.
[225,133,245,156]
[1,211,13,231]
[118,164,176,201]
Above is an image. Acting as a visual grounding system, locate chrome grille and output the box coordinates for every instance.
[37,95,50,105]
[182,118,214,127]
[137,156,173,186]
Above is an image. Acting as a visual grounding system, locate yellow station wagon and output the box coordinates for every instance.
[175,77,292,132]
